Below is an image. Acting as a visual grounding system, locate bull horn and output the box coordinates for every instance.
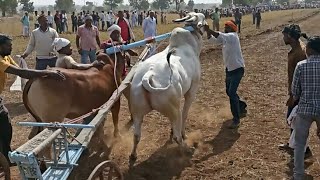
[173,15,191,23]
[185,16,198,22]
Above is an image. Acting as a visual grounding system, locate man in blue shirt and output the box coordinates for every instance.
[20,12,30,37]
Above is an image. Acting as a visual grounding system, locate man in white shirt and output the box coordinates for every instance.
[100,11,106,30]
[142,11,157,57]
[21,15,59,70]
[205,20,247,128]
[47,11,54,28]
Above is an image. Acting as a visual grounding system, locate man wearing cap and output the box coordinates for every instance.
[21,15,59,70]
[279,24,312,158]
[53,37,103,70]
[76,15,101,64]
[100,25,128,77]
[204,20,247,129]
[0,34,65,165]
[142,11,157,57]
[291,36,320,180]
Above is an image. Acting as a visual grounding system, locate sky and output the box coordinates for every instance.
[31,0,221,6]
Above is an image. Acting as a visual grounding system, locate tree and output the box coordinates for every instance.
[55,0,75,13]
[0,0,18,17]
[20,0,34,13]
[104,0,123,10]
[152,0,170,10]
[187,0,194,10]
[130,0,150,10]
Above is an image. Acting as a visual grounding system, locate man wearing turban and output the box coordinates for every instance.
[53,38,103,70]
[204,20,247,129]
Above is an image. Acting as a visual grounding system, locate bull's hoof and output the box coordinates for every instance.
[182,134,188,140]
[129,154,137,168]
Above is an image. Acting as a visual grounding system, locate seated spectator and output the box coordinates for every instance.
[53,38,103,70]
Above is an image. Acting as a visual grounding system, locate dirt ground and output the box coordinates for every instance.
[3,9,320,180]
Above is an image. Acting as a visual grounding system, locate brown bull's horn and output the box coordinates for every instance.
[185,16,198,22]
[172,15,191,23]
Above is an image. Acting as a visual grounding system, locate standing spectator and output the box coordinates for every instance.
[115,11,135,66]
[256,9,261,29]
[34,11,39,29]
[291,36,320,180]
[160,12,164,24]
[252,8,256,25]
[107,11,114,28]
[0,34,65,165]
[154,11,158,24]
[115,11,135,44]
[47,11,54,28]
[204,21,247,128]
[76,15,100,64]
[234,8,242,33]
[142,11,157,57]
[20,12,30,37]
[71,12,78,33]
[138,12,143,26]
[54,11,61,34]
[92,11,98,27]
[100,11,106,30]
[131,11,137,27]
[61,11,68,32]
[279,24,312,158]
[21,15,59,70]
[164,12,167,24]
[211,8,220,31]
[78,12,84,26]
[96,12,100,29]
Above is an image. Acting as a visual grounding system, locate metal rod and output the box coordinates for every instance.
[32,129,62,155]
[63,129,70,165]
[18,122,95,129]
[105,26,195,54]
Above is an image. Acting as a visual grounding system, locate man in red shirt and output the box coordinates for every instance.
[115,11,135,67]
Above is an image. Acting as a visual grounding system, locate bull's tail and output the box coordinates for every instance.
[23,79,42,122]
[141,49,174,93]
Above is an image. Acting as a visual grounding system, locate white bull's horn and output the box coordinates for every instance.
[173,15,191,23]
[185,16,198,22]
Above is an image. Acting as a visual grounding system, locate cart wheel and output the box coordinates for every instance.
[88,160,123,180]
[0,153,10,180]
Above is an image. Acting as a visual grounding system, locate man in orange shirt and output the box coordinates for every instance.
[0,34,65,164]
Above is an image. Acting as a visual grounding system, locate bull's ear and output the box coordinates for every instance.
[127,49,139,56]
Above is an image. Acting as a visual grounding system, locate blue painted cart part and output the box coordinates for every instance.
[18,122,95,129]
[105,26,195,54]
[42,145,84,180]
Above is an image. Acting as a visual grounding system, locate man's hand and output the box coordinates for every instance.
[78,48,82,55]
[203,24,210,32]
[286,95,296,108]
[92,60,105,68]
[43,70,66,80]
[21,54,28,59]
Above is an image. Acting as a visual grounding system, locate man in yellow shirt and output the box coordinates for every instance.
[0,34,65,165]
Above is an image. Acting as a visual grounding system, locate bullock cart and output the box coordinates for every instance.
[7,26,195,180]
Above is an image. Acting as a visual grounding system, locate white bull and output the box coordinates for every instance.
[129,12,207,161]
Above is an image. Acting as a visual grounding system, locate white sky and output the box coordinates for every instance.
[31,0,221,6]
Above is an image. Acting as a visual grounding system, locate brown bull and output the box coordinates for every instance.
[23,50,137,139]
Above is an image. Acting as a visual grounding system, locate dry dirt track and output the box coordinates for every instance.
[5,10,320,180]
